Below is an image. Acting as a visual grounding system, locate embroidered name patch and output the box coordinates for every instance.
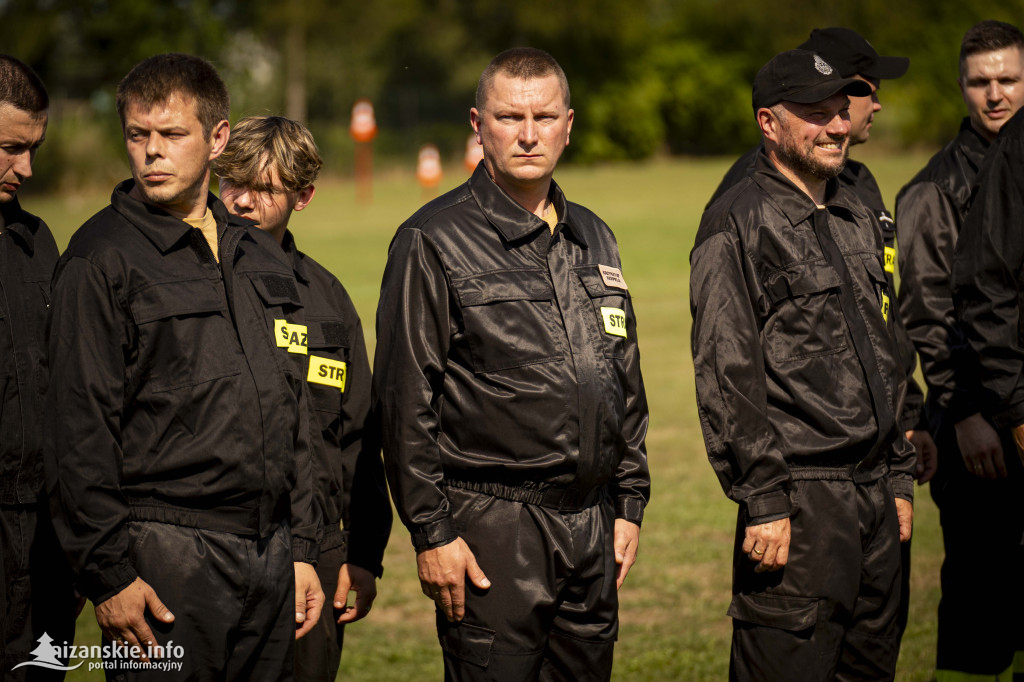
[274,319,308,355]
[884,247,896,274]
[599,265,628,290]
[881,293,890,322]
[308,355,346,391]
[601,307,628,338]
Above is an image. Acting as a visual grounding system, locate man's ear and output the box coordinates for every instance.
[208,119,230,160]
[757,107,779,144]
[293,185,316,212]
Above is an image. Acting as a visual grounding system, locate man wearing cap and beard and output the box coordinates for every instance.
[707,28,937,485]
[691,49,915,681]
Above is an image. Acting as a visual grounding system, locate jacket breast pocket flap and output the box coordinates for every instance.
[248,272,303,309]
[129,279,225,324]
[762,262,847,363]
[451,269,561,373]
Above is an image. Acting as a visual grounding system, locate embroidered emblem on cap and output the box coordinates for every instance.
[814,55,833,75]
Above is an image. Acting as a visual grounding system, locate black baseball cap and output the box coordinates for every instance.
[799,28,909,80]
[752,49,872,111]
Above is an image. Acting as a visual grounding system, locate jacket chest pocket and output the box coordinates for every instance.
[248,272,306,374]
[574,265,630,359]
[128,278,240,392]
[762,262,848,363]
[451,269,562,373]
[305,319,350,414]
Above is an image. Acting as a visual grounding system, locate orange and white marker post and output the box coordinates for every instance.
[417,144,443,199]
[464,133,484,174]
[350,99,377,203]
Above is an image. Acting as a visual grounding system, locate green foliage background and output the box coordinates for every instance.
[3,0,1024,189]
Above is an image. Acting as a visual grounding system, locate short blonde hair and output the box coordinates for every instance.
[214,115,322,192]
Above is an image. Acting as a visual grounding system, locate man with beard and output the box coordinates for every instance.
[691,49,915,681]
[707,29,936,487]
[927,21,1024,681]
[46,54,322,680]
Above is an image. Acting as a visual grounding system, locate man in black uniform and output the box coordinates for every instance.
[692,50,915,681]
[0,54,78,678]
[214,115,392,682]
[707,28,936,484]
[374,47,650,681]
[45,54,323,680]
[922,22,1024,682]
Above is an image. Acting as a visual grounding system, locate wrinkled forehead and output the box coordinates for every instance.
[482,73,569,109]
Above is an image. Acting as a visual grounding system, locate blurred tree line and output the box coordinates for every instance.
[2,0,1022,191]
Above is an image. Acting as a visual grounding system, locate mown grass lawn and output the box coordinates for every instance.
[35,149,942,681]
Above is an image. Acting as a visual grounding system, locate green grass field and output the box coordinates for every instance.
[33,150,944,681]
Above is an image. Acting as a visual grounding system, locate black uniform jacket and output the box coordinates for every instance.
[952,109,1024,431]
[710,144,926,432]
[45,181,319,603]
[283,230,391,577]
[374,163,650,551]
[691,151,915,525]
[897,119,990,429]
[0,198,59,504]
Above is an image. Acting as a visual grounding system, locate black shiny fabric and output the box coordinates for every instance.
[897,118,990,428]
[45,181,318,603]
[691,150,915,527]
[281,231,391,578]
[374,163,650,551]
[437,486,617,681]
[954,108,1024,430]
[708,145,926,432]
[728,475,902,681]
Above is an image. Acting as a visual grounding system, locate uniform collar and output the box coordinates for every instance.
[750,148,865,225]
[280,229,310,284]
[0,197,37,253]
[110,179,241,254]
[467,162,588,248]
[956,117,990,168]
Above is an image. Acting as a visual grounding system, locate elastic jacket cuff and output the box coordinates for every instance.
[410,517,458,551]
[292,536,320,566]
[615,496,646,526]
[743,490,791,521]
[81,560,139,605]
[746,511,790,527]
[889,474,914,503]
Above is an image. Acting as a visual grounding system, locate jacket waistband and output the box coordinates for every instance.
[126,498,262,536]
[788,462,888,484]
[444,479,606,511]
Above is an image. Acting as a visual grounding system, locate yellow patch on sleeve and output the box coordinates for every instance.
[308,355,346,391]
[881,293,890,322]
[274,319,308,355]
[883,247,896,274]
[601,307,628,338]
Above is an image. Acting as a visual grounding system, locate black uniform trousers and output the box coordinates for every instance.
[729,472,903,682]
[437,484,619,682]
[930,421,1024,675]
[0,501,77,679]
[105,520,295,682]
[294,527,347,682]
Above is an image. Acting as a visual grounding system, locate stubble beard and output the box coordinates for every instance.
[776,135,848,182]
